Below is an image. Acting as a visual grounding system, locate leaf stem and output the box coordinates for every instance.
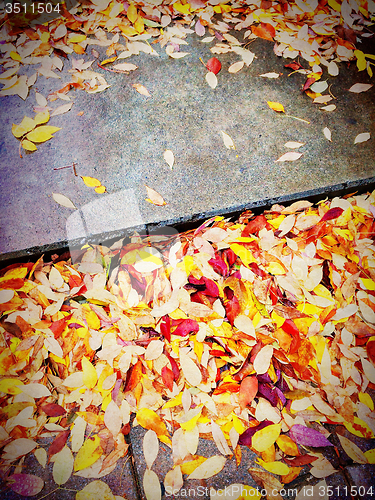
[284,114,310,124]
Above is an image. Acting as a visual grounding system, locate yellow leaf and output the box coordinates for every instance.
[359,278,375,291]
[180,409,202,431]
[358,392,374,411]
[136,408,171,445]
[12,116,36,138]
[100,56,117,65]
[180,456,207,475]
[267,262,286,275]
[76,480,115,500]
[21,139,37,152]
[68,34,87,44]
[0,378,24,395]
[81,355,98,389]
[256,458,290,475]
[134,16,145,34]
[252,424,281,452]
[26,126,61,143]
[364,449,375,464]
[81,176,102,188]
[328,0,341,11]
[10,51,22,62]
[95,185,106,194]
[174,2,190,14]
[127,3,138,23]
[73,435,103,471]
[34,110,50,125]
[267,101,285,113]
[344,417,374,439]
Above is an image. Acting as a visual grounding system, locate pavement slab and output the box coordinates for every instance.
[1,30,375,261]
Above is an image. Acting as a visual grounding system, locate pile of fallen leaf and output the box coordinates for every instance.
[1,189,375,499]
[0,0,374,154]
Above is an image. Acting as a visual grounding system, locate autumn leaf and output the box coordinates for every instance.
[206,72,218,89]
[163,149,174,169]
[267,101,285,113]
[145,185,166,206]
[81,176,102,188]
[9,474,44,496]
[348,83,373,93]
[26,126,61,142]
[275,152,303,162]
[132,83,151,97]
[74,435,103,471]
[52,192,77,209]
[76,480,115,500]
[187,455,226,479]
[206,57,221,74]
[228,61,245,73]
[354,132,370,144]
[252,23,276,41]
[221,131,235,149]
[323,127,332,141]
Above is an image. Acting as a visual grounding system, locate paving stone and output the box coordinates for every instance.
[0,436,137,500]
[1,33,375,261]
[344,465,375,500]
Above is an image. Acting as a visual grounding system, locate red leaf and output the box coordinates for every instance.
[206,57,221,74]
[9,474,44,497]
[49,314,72,338]
[40,403,66,417]
[281,319,299,336]
[224,287,240,325]
[160,315,171,342]
[161,366,174,391]
[222,248,237,267]
[239,375,258,410]
[284,455,318,466]
[48,430,70,461]
[209,256,229,276]
[242,215,270,236]
[285,62,303,70]
[165,351,180,381]
[367,338,375,364]
[321,207,344,222]
[172,319,199,337]
[251,23,275,41]
[302,77,317,91]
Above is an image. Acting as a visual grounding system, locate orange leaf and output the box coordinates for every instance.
[252,23,275,41]
[239,375,258,410]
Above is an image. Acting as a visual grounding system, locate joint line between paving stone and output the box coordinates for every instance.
[125,433,145,500]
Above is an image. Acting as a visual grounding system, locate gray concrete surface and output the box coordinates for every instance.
[1,33,374,261]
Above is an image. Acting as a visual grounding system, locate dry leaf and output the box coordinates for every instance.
[284,141,304,148]
[132,83,151,96]
[163,149,174,169]
[354,132,370,144]
[276,152,303,162]
[267,101,285,113]
[348,83,373,93]
[145,185,166,206]
[143,430,159,469]
[188,455,226,479]
[323,127,332,141]
[228,61,245,73]
[221,131,235,149]
[206,72,218,89]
